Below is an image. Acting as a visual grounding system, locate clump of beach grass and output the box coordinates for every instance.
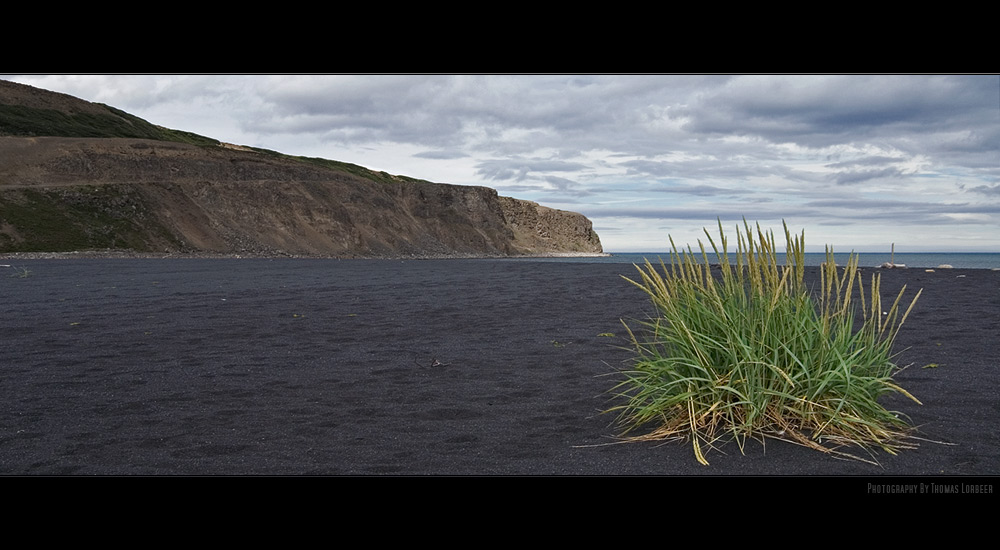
[608,220,922,465]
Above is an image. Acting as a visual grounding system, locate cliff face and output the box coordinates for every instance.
[498,195,603,255]
[0,136,603,257]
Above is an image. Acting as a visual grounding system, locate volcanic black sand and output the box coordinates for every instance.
[1,258,997,481]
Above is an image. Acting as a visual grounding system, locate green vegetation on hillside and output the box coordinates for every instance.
[1,102,427,186]
[0,103,218,146]
[291,155,431,185]
[244,146,430,185]
[0,185,181,252]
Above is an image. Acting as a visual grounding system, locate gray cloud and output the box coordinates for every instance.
[583,205,809,221]
[802,198,1000,225]
[829,167,907,185]
[651,184,741,197]
[825,156,906,169]
[682,75,999,149]
[413,150,469,160]
[474,158,589,182]
[966,183,1000,196]
[543,175,593,197]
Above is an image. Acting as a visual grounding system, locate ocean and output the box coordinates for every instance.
[517,252,1000,270]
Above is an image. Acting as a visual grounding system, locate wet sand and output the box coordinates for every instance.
[1,258,997,480]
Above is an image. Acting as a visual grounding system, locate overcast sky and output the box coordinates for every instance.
[6,74,998,252]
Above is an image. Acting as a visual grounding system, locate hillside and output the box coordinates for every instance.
[0,79,603,257]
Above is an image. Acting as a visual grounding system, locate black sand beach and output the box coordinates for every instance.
[1,258,998,479]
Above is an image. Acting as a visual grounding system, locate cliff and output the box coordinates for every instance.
[0,80,603,257]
